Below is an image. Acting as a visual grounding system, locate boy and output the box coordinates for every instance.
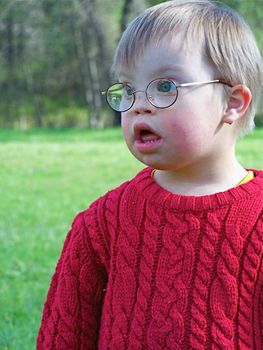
[37,0,263,349]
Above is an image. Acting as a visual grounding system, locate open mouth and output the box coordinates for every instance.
[134,124,161,144]
[133,123,163,152]
[140,129,161,143]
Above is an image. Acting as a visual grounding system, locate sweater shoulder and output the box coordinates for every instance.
[69,170,144,269]
[78,168,146,219]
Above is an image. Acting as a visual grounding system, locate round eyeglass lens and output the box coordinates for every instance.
[107,83,134,112]
[146,79,178,108]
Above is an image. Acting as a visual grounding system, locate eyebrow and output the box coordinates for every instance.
[118,64,186,82]
[153,64,185,77]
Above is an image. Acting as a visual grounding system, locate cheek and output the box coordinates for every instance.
[165,113,213,151]
[165,112,199,138]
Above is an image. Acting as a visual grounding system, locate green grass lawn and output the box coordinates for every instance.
[0,127,262,350]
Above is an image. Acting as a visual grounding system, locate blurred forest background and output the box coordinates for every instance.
[0,0,262,129]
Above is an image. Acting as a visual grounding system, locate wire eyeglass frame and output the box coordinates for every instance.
[101,78,232,113]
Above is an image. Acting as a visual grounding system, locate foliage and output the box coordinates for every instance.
[0,0,262,128]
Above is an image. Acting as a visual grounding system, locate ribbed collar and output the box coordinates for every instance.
[133,167,263,211]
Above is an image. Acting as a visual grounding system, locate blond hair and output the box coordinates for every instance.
[112,0,263,135]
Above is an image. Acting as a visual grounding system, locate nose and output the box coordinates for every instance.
[131,90,155,115]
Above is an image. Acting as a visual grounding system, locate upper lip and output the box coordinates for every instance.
[133,122,161,141]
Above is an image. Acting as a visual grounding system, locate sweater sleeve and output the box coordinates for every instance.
[37,208,108,350]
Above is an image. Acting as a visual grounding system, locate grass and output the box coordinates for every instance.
[0,127,262,349]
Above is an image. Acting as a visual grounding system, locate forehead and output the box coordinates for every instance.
[118,35,211,81]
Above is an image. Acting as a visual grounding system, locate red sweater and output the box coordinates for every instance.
[37,167,263,349]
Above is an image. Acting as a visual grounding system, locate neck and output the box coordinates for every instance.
[153,155,247,196]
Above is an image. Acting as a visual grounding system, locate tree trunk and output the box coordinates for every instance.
[69,10,92,127]
[120,0,134,34]
[70,0,110,128]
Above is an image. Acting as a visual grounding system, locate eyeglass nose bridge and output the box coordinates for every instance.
[131,89,154,104]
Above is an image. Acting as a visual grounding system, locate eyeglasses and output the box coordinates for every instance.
[101,78,232,112]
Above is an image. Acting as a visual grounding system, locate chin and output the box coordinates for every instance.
[129,148,180,170]
[137,158,174,171]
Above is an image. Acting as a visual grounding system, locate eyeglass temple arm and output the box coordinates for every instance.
[178,80,233,88]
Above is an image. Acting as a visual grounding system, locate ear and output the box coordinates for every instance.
[222,85,252,125]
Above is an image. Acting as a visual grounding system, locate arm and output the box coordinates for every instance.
[37,211,108,350]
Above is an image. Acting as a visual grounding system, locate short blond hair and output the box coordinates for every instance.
[112,0,263,135]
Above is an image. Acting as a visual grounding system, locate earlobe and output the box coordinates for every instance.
[222,85,252,125]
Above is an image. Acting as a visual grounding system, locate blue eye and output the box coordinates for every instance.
[157,80,174,93]
[124,85,133,96]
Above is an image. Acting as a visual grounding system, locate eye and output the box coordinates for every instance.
[156,79,176,93]
[123,85,134,97]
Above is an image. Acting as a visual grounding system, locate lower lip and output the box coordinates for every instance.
[135,138,163,152]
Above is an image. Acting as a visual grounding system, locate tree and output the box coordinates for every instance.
[0,0,262,128]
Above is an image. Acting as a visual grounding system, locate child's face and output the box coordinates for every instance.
[120,35,229,171]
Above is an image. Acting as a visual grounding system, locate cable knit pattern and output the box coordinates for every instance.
[37,167,263,349]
